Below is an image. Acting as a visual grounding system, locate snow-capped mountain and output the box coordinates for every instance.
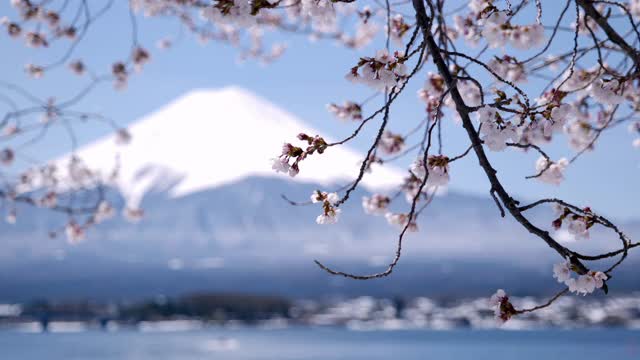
[1,87,638,301]
[59,86,404,206]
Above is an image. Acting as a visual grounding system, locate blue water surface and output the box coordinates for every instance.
[1,328,639,359]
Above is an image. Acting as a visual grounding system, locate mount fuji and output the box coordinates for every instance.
[1,87,638,301]
[58,86,404,206]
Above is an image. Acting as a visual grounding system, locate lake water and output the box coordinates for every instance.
[1,327,639,359]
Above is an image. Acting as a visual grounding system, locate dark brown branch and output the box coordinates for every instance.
[413,0,588,275]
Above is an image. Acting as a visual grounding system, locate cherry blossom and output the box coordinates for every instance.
[565,271,608,295]
[447,80,482,109]
[567,217,590,240]
[453,14,481,46]
[488,56,527,83]
[564,120,596,152]
[631,0,640,18]
[25,64,44,78]
[346,49,407,91]
[475,106,518,151]
[69,60,85,76]
[362,194,390,215]
[552,261,572,284]
[489,289,516,323]
[385,212,418,231]
[65,221,85,244]
[589,78,624,105]
[271,134,328,178]
[94,201,115,224]
[112,62,128,89]
[327,101,362,121]
[379,131,405,155]
[132,47,151,72]
[418,72,446,110]
[39,191,58,208]
[480,10,545,49]
[551,206,595,241]
[410,155,450,187]
[546,103,573,135]
[316,208,341,225]
[312,190,341,225]
[388,14,411,46]
[535,157,568,185]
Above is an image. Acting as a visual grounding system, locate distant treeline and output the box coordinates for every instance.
[16,293,291,323]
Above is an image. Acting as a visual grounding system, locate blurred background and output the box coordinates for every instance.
[1,0,639,359]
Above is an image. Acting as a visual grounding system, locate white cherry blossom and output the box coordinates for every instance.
[535,157,568,185]
[410,155,450,187]
[65,221,85,244]
[567,217,590,240]
[589,78,624,105]
[553,261,572,283]
[362,194,390,215]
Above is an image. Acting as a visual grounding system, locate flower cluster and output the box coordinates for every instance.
[535,157,568,185]
[300,0,337,32]
[271,133,328,178]
[553,261,608,295]
[481,11,545,49]
[487,56,527,83]
[203,0,276,27]
[564,119,596,152]
[65,221,85,244]
[552,205,595,240]
[25,63,44,78]
[112,62,128,89]
[536,91,573,138]
[69,60,86,76]
[589,78,624,106]
[489,289,516,323]
[39,191,57,208]
[417,72,446,115]
[340,18,378,50]
[327,101,362,121]
[132,47,151,72]
[631,0,640,18]
[362,194,390,215]
[346,49,408,91]
[388,14,411,47]
[311,190,341,224]
[453,14,482,46]
[379,131,405,155]
[385,212,418,231]
[557,67,599,92]
[93,201,116,224]
[475,106,518,151]
[410,155,450,187]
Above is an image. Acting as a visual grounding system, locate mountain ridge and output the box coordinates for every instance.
[55,86,405,207]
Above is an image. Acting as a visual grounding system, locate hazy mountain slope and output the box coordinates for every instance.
[1,177,638,301]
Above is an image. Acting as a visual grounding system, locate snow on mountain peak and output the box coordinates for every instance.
[63,86,404,204]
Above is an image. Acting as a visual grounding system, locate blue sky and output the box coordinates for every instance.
[1,1,639,220]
